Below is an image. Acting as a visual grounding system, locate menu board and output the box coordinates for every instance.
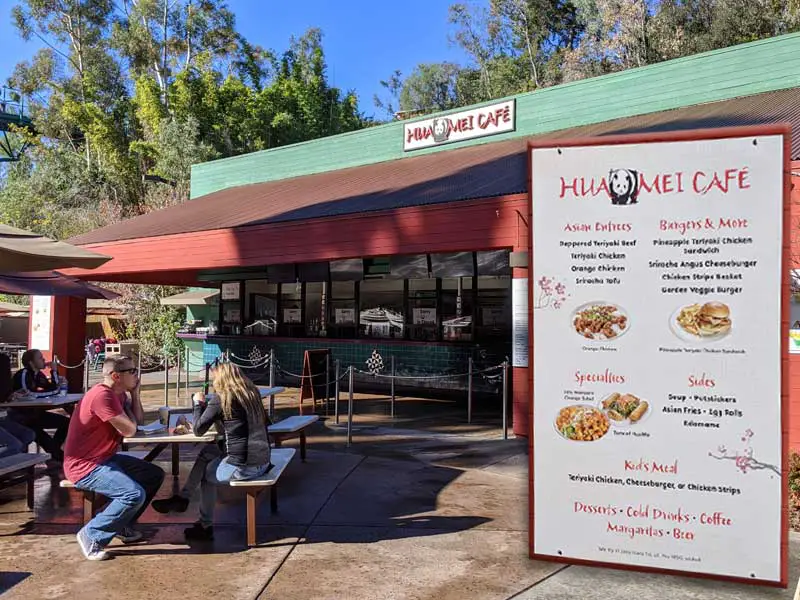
[530,133,787,584]
[30,295,52,351]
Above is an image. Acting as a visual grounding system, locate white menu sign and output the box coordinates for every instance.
[512,278,528,367]
[530,134,785,583]
[30,295,52,351]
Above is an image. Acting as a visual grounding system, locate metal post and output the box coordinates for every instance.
[176,346,182,402]
[84,349,90,392]
[347,366,354,447]
[390,355,395,419]
[185,345,190,398]
[268,348,276,418]
[467,356,473,424]
[325,352,331,417]
[334,359,340,425]
[164,351,170,407]
[502,359,509,440]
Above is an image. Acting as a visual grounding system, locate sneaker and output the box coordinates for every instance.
[116,526,143,544]
[184,521,214,541]
[76,527,109,561]
[151,495,190,514]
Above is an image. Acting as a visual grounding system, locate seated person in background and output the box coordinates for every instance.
[0,419,36,459]
[7,349,70,462]
[63,355,165,561]
[182,362,272,541]
[13,348,59,393]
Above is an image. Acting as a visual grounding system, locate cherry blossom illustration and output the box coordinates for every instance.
[534,276,569,310]
[708,429,780,476]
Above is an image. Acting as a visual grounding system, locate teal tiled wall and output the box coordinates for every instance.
[200,337,509,396]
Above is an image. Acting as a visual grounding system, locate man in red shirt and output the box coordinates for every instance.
[64,355,164,561]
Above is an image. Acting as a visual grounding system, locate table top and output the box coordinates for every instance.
[269,415,319,434]
[123,430,218,444]
[1,393,83,409]
[259,386,286,397]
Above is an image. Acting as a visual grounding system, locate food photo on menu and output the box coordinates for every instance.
[572,302,628,340]
[672,300,732,341]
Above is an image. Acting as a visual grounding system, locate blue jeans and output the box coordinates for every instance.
[199,456,270,527]
[0,420,36,458]
[75,453,165,547]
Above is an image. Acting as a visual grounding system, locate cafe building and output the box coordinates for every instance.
[52,32,800,438]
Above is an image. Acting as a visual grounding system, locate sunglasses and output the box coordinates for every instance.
[114,368,138,374]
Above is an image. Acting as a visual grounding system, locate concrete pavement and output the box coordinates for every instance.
[1,394,798,599]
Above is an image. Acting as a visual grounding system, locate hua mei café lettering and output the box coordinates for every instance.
[51,32,800,587]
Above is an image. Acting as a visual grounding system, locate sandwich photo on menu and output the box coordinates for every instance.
[670,300,732,341]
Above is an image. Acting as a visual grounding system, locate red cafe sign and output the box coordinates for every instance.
[403,100,517,151]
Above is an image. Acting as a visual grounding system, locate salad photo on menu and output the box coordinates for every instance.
[554,404,610,442]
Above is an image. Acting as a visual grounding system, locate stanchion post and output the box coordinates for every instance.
[185,345,190,398]
[164,351,170,407]
[502,359,509,440]
[325,352,331,417]
[347,366,354,447]
[334,359,340,425]
[176,347,182,402]
[390,355,395,419]
[84,349,90,392]
[268,348,276,418]
[467,356,473,424]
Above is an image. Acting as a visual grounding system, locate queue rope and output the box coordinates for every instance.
[276,367,350,385]
[229,352,270,364]
[353,364,503,381]
[58,358,87,369]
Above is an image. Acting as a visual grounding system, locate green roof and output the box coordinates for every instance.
[190,32,800,199]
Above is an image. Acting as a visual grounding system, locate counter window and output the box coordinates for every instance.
[329,281,357,339]
[441,277,474,342]
[359,279,404,339]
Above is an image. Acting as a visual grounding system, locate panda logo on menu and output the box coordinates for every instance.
[608,168,640,205]
[432,118,451,143]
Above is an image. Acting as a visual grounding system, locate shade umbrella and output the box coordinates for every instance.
[0,271,120,299]
[0,224,111,272]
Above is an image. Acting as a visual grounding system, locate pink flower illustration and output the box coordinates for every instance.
[535,275,569,310]
[709,430,779,476]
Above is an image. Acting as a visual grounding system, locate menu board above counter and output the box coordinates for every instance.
[528,129,789,586]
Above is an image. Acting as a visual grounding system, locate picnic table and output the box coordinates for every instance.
[269,415,319,461]
[122,427,218,477]
[1,393,82,410]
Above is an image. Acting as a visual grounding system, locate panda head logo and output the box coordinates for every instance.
[608,169,639,205]
[432,118,450,143]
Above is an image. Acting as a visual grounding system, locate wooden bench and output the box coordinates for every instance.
[60,450,151,524]
[229,447,296,547]
[0,452,51,509]
[268,415,319,461]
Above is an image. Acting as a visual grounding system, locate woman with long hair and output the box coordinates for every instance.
[183,361,272,541]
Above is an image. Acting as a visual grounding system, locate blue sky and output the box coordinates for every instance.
[0,0,481,119]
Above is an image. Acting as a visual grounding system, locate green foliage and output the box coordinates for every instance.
[120,285,186,360]
[377,0,800,119]
[1,2,372,360]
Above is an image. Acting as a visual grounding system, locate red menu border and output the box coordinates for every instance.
[526,124,791,588]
